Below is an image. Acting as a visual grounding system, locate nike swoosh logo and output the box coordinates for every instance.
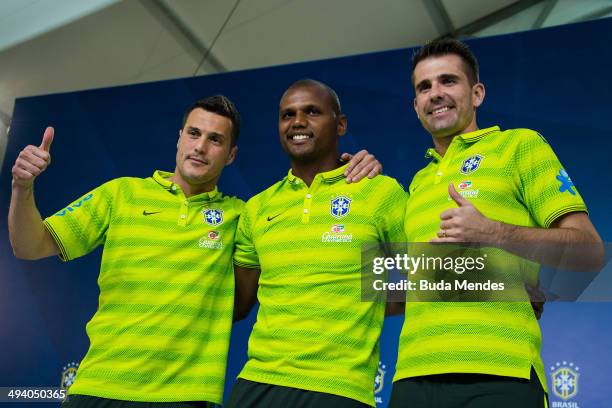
[143,210,162,216]
[267,213,283,221]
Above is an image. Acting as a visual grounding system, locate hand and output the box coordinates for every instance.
[12,127,54,189]
[430,183,500,243]
[340,150,382,183]
[525,283,545,320]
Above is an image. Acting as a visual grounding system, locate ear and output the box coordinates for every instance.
[337,113,347,137]
[472,83,485,108]
[177,129,182,148]
[225,145,238,166]
[413,98,419,119]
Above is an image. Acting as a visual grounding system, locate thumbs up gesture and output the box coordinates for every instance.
[430,183,500,243]
[12,127,54,189]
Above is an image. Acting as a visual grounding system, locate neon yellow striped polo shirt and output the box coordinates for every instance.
[234,164,407,406]
[44,170,243,404]
[395,126,588,391]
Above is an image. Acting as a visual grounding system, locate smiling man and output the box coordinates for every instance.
[388,39,602,408]
[227,79,407,408]
[9,96,243,408]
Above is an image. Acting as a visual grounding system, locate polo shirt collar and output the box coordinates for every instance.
[287,163,348,185]
[457,126,500,143]
[424,126,501,161]
[152,170,220,200]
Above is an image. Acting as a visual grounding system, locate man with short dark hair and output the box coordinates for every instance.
[389,39,602,408]
[228,79,407,407]
[8,94,380,408]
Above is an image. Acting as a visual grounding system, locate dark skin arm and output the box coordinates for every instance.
[234,264,260,322]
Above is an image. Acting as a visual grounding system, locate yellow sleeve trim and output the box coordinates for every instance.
[543,205,588,228]
[43,220,70,262]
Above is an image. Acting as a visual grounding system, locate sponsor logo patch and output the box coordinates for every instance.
[54,194,94,216]
[199,233,223,249]
[321,224,352,243]
[556,169,576,196]
[331,224,345,233]
[457,180,472,190]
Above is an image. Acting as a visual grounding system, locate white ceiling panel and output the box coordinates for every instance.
[212,0,436,70]
[472,1,546,37]
[0,0,119,51]
[544,0,612,26]
[443,0,517,29]
[0,1,194,116]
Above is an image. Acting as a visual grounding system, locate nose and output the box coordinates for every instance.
[194,136,208,153]
[292,111,307,128]
[430,82,446,102]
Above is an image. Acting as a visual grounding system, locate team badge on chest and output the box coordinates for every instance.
[460,154,484,174]
[203,208,224,226]
[330,195,352,219]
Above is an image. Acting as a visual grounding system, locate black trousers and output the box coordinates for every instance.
[61,395,214,408]
[388,368,548,408]
[226,379,370,408]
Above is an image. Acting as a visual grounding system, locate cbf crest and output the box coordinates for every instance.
[460,154,483,174]
[550,361,579,401]
[374,361,387,404]
[330,195,352,219]
[60,362,79,391]
[203,208,224,226]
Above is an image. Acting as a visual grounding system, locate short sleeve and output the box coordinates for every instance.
[515,131,588,228]
[43,179,117,261]
[376,178,408,243]
[233,197,260,268]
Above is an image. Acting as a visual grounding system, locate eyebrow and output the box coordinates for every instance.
[280,103,321,113]
[415,73,461,90]
[207,132,225,139]
[439,73,461,81]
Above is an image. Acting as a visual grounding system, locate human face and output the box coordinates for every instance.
[278,85,346,163]
[173,108,236,193]
[413,54,484,139]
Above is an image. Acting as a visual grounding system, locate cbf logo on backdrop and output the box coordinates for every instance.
[374,361,386,405]
[60,362,79,391]
[330,195,351,219]
[203,209,224,226]
[549,361,580,407]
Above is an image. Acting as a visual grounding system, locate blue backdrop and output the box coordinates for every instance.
[1,18,611,407]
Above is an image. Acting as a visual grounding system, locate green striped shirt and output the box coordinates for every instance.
[44,170,243,404]
[234,164,407,406]
[395,126,588,391]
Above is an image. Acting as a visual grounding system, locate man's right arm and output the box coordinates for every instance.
[8,127,59,260]
[233,264,260,321]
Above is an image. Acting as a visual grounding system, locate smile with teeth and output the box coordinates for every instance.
[290,134,311,140]
[431,106,452,115]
